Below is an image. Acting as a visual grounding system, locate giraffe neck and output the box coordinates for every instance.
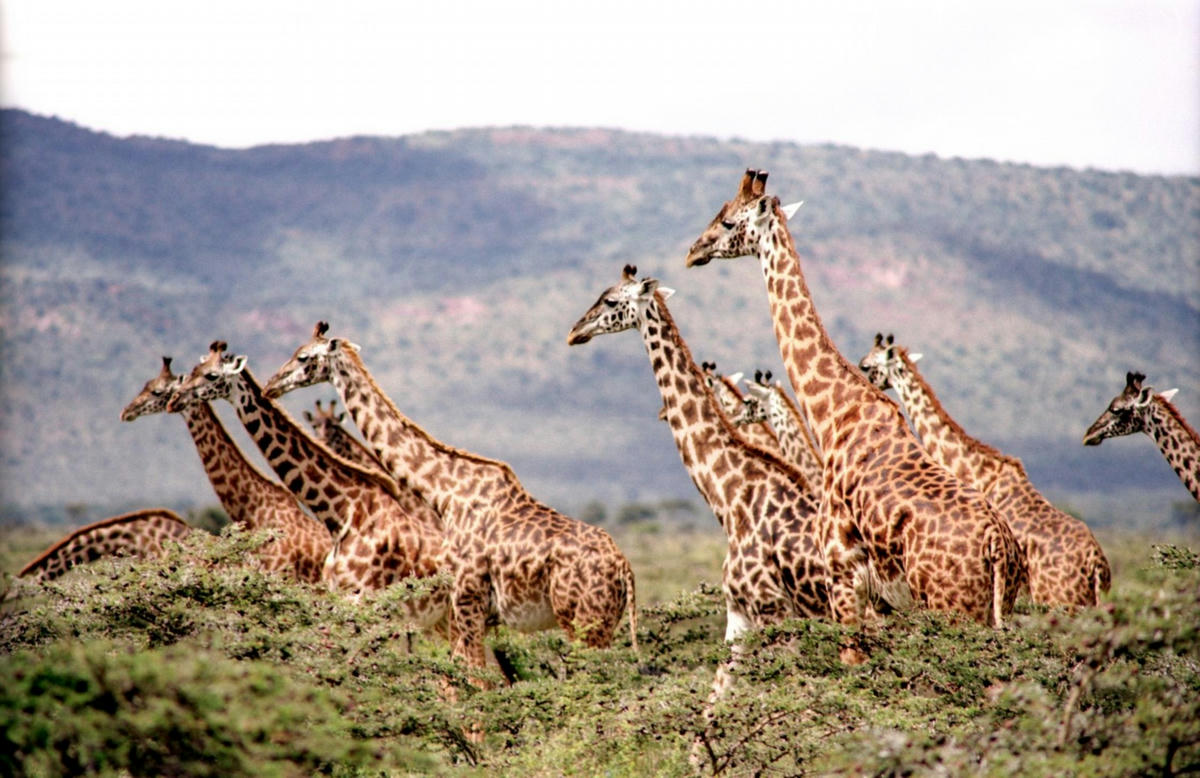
[638,294,784,534]
[227,369,395,536]
[327,351,513,519]
[316,421,385,474]
[1145,398,1200,501]
[755,214,896,454]
[180,402,292,529]
[886,351,1003,489]
[767,388,823,487]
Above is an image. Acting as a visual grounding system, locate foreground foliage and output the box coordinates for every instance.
[1,526,1197,776]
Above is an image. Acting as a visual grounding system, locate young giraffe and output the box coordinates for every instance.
[121,356,332,583]
[686,169,1024,627]
[1085,371,1199,502]
[699,361,785,457]
[167,343,449,627]
[17,509,192,582]
[304,399,388,476]
[263,322,638,681]
[737,370,825,497]
[568,267,844,762]
[860,334,1110,606]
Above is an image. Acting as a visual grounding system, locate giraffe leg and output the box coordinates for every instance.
[690,607,753,771]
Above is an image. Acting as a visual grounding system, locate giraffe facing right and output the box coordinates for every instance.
[17,509,192,582]
[1085,371,1199,502]
[859,334,1108,606]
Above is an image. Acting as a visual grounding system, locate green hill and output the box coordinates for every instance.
[1,110,1196,527]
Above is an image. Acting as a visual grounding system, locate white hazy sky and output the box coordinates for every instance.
[2,0,1197,175]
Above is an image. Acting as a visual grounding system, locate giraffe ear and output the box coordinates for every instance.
[781,200,803,219]
[1135,387,1155,407]
[1159,388,1179,403]
[909,353,923,363]
[227,355,248,374]
[303,410,314,422]
[727,371,744,385]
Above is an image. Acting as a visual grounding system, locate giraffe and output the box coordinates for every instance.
[1084,371,1199,502]
[166,343,449,630]
[737,370,825,496]
[304,399,388,476]
[17,509,192,582]
[121,355,332,583]
[860,334,1110,606]
[262,322,638,682]
[685,169,1025,627]
[699,361,785,457]
[568,266,843,761]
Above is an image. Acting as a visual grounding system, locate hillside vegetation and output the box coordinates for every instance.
[0,110,1197,526]
[1,525,1197,775]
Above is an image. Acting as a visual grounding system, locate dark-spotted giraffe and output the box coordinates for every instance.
[686,169,1024,627]
[568,266,843,762]
[738,370,825,498]
[167,343,449,630]
[263,322,637,683]
[860,334,1109,606]
[17,509,192,582]
[1085,371,1199,502]
[121,355,331,583]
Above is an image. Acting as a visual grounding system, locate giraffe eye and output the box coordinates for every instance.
[297,354,308,363]
[721,220,736,230]
[205,372,220,380]
[603,298,618,308]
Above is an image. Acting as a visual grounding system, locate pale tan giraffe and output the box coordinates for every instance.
[737,370,825,497]
[699,361,785,457]
[263,322,638,684]
[167,343,449,631]
[17,509,192,582]
[1085,371,1199,502]
[568,266,840,753]
[121,356,332,583]
[860,334,1109,606]
[686,169,1024,627]
[304,398,388,476]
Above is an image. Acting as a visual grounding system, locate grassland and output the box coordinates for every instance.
[1,522,1197,777]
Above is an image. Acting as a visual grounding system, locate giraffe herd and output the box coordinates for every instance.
[13,169,1196,720]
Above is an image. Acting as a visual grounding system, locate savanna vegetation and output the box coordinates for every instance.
[2,517,1197,776]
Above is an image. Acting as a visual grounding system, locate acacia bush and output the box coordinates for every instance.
[0,527,1197,776]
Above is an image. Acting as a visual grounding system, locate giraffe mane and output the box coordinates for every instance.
[340,347,523,483]
[1156,391,1200,447]
[897,348,1025,472]
[652,290,817,493]
[17,509,189,577]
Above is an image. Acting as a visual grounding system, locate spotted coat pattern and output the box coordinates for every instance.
[1084,371,1200,502]
[121,356,332,583]
[860,336,1109,606]
[686,169,1025,627]
[737,373,825,499]
[168,344,449,628]
[305,398,389,476]
[262,323,638,680]
[18,509,193,582]
[700,362,784,458]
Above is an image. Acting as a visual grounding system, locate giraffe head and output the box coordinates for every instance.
[167,341,247,411]
[565,264,673,345]
[304,399,346,438]
[857,333,922,390]
[120,356,184,421]
[736,370,775,425]
[264,321,360,399]
[1083,371,1180,445]
[685,168,783,267]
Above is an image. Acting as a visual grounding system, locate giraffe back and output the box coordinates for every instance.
[18,509,192,582]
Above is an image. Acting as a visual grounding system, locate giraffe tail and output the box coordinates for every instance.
[1092,547,1112,604]
[624,559,639,653]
